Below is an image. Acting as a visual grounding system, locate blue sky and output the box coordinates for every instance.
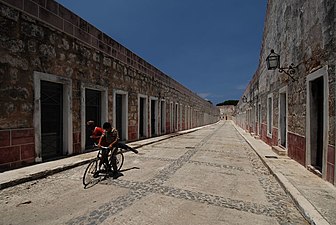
[56,0,267,105]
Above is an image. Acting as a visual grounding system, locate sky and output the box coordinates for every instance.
[56,0,267,105]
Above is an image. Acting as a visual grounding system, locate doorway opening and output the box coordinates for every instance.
[40,81,63,160]
[114,91,128,141]
[160,100,166,134]
[138,95,147,139]
[309,76,324,172]
[175,103,178,131]
[258,103,261,136]
[85,89,101,148]
[150,98,158,136]
[279,88,287,148]
[34,72,73,162]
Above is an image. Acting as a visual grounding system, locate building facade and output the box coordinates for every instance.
[235,0,335,185]
[0,0,219,171]
[217,105,235,120]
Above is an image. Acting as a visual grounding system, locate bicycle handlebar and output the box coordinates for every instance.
[93,143,111,150]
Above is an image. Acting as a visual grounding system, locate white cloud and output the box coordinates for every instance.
[197,92,211,100]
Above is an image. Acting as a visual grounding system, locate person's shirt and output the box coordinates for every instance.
[100,128,119,147]
[91,127,104,143]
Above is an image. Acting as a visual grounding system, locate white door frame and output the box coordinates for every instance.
[149,97,159,137]
[33,72,73,162]
[80,83,108,150]
[306,66,329,179]
[160,99,166,134]
[138,94,148,139]
[113,89,128,141]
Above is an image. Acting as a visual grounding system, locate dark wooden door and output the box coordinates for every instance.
[116,94,123,140]
[41,81,63,160]
[85,89,101,148]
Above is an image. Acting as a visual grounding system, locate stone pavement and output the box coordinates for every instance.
[0,126,205,190]
[233,122,336,225]
[0,121,335,225]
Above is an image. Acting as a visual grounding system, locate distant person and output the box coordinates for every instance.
[86,120,104,144]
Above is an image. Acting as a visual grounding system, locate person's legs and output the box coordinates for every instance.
[117,142,138,154]
[102,149,111,172]
[110,147,118,173]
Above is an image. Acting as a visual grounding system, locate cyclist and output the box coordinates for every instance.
[97,122,138,177]
[88,120,138,154]
[98,122,119,176]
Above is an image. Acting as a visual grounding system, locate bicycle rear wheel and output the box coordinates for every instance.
[116,152,124,171]
[83,159,99,186]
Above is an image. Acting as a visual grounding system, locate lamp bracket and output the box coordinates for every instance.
[279,63,298,81]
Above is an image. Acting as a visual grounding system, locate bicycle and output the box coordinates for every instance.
[83,145,124,187]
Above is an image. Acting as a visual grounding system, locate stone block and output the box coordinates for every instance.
[79,18,88,32]
[21,143,35,159]
[31,0,45,7]
[88,23,101,38]
[73,132,80,144]
[39,7,63,30]
[46,0,58,15]
[327,163,334,184]
[73,143,81,154]
[327,145,335,164]
[3,0,23,9]
[272,145,287,156]
[11,128,34,145]
[59,4,78,25]
[74,27,91,44]
[0,130,10,147]
[0,163,10,172]
[63,20,73,35]
[24,0,38,17]
[0,146,20,164]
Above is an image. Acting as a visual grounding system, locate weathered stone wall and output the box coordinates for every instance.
[0,0,219,170]
[235,0,335,184]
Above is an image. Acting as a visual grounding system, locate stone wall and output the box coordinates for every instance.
[0,0,219,171]
[234,0,335,185]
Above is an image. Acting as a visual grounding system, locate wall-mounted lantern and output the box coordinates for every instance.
[242,95,248,103]
[266,49,298,81]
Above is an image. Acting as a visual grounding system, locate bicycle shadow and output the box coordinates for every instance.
[120,166,140,172]
[83,167,140,189]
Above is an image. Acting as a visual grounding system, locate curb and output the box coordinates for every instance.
[232,123,329,225]
[0,125,205,190]
[0,159,92,190]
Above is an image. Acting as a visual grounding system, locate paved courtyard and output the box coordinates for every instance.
[0,121,308,225]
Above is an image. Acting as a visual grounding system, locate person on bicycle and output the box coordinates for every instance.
[97,122,120,176]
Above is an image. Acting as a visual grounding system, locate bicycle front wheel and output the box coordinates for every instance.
[83,159,99,186]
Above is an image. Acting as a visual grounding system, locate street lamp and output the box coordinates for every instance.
[266,49,298,81]
[266,49,280,70]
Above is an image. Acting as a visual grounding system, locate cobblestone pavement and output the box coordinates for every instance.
[0,121,308,225]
